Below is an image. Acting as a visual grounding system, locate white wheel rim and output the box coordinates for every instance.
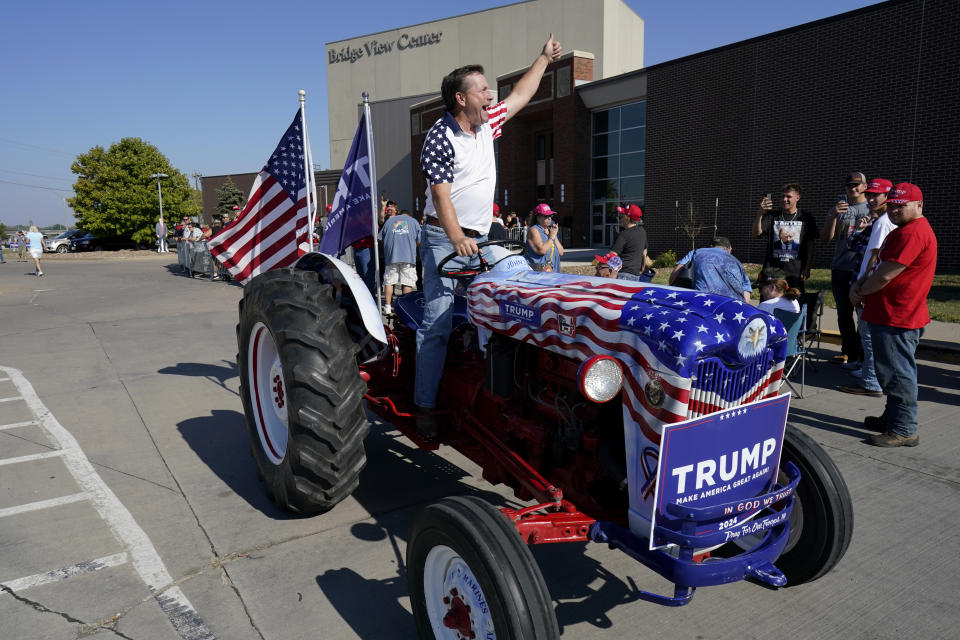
[423,545,496,640]
[248,322,288,465]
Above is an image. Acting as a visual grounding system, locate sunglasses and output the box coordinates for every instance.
[846,182,862,189]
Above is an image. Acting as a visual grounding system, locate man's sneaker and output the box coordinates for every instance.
[842,360,862,370]
[830,354,848,364]
[863,415,887,431]
[383,304,393,316]
[837,384,882,397]
[414,405,440,439]
[869,430,919,447]
[38,271,43,277]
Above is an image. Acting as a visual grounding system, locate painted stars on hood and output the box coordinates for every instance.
[618,287,782,372]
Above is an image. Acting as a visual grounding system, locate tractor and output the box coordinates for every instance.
[236,241,853,639]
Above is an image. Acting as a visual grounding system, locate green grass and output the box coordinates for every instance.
[563,264,960,323]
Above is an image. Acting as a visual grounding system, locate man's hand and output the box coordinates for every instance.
[452,235,479,257]
[542,33,563,61]
[760,196,773,211]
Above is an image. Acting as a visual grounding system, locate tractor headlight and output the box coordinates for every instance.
[577,355,623,403]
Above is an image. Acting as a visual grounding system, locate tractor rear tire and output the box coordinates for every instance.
[407,496,559,640]
[776,424,854,584]
[237,267,369,514]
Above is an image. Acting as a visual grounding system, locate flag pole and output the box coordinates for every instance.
[299,89,316,253]
[362,92,382,315]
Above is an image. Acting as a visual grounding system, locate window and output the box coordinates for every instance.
[590,101,646,246]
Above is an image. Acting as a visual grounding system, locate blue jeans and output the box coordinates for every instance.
[617,271,642,281]
[831,269,861,361]
[354,247,377,298]
[869,322,923,437]
[857,309,882,392]
[414,225,486,408]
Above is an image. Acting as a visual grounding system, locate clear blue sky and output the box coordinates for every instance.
[1,0,877,228]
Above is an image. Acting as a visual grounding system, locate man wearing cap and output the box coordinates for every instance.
[414,34,563,437]
[594,252,622,278]
[753,183,817,292]
[524,203,564,271]
[487,203,508,241]
[850,183,937,447]
[608,203,647,281]
[821,172,872,365]
[838,178,896,397]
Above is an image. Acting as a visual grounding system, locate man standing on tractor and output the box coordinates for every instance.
[414,33,564,437]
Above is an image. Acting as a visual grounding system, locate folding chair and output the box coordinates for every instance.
[774,304,808,398]
[799,290,825,367]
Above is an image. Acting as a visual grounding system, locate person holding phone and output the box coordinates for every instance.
[820,171,871,365]
[524,203,564,272]
[752,183,817,292]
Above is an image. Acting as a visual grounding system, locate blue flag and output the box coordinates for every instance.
[320,112,376,256]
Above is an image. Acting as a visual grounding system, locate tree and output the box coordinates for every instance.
[0,220,7,240]
[216,177,246,217]
[69,138,199,245]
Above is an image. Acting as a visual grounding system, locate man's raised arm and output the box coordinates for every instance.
[501,34,563,124]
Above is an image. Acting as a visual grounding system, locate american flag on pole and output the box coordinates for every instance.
[208,109,316,283]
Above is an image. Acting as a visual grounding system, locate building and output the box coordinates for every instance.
[326,0,645,211]
[409,0,957,271]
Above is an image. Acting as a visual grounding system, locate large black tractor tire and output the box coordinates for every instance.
[237,267,369,514]
[776,423,854,584]
[407,496,559,640]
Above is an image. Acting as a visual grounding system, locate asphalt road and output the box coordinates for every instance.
[1,256,958,640]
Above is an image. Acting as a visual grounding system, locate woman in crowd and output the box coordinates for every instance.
[757,269,801,314]
[523,203,564,272]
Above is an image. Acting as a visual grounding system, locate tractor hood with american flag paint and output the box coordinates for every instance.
[467,265,789,435]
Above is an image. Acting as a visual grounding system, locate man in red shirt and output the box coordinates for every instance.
[850,183,937,447]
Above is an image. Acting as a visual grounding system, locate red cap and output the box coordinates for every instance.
[492,203,500,216]
[865,178,892,194]
[533,203,556,216]
[232,205,241,210]
[617,204,643,220]
[326,204,333,212]
[887,182,923,204]
[594,251,623,271]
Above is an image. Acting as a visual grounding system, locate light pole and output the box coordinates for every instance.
[150,173,168,221]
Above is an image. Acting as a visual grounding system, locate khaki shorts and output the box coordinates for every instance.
[384,262,417,287]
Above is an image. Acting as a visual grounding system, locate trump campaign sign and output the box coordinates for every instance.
[649,393,791,550]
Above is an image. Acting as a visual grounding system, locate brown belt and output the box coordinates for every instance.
[425,216,481,238]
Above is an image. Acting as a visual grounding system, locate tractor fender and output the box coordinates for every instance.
[296,252,387,345]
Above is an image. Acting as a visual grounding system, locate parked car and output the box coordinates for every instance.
[68,233,139,252]
[46,229,86,253]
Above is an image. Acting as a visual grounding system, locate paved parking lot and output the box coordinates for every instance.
[1,257,958,639]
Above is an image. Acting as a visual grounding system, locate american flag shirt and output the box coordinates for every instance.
[420,102,508,234]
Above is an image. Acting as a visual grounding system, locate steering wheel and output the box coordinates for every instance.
[436,239,526,280]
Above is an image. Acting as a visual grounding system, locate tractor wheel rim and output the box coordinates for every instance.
[249,322,288,465]
[423,545,496,640]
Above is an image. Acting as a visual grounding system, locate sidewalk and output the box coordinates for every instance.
[560,247,959,364]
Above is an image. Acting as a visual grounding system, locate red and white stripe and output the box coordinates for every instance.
[207,174,310,284]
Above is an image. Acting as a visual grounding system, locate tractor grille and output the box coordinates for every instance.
[686,350,778,418]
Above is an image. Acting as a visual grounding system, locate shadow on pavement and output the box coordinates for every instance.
[158,360,239,397]
[315,421,650,637]
[176,408,299,519]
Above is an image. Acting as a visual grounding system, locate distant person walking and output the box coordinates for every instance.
[17,231,28,262]
[26,225,45,276]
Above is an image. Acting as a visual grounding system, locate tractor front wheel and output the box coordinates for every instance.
[407,496,559,640]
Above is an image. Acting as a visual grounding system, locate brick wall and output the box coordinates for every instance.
[643,0,958,271]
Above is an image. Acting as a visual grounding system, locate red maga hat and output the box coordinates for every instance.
[865,178,893,194]
[616,203,643,220]
[533,203,556,216]
[887,182,923,204]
